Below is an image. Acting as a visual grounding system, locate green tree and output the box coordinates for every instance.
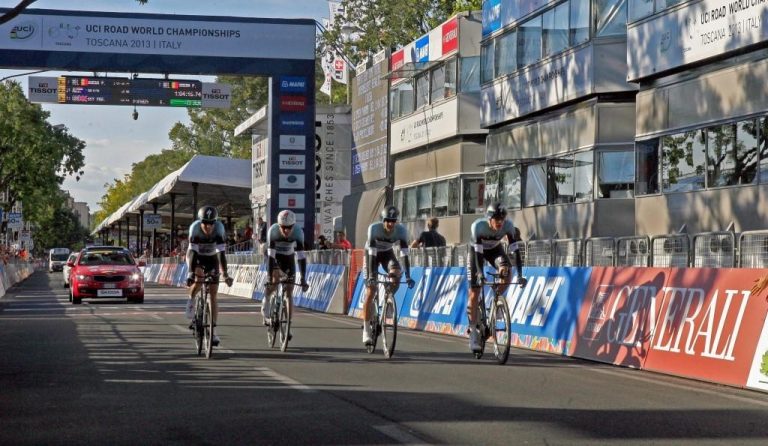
[32,203,90,253]
[0,81,85,219]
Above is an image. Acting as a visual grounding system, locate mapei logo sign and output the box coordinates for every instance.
[10,21,36,39]
[280,76,307,93]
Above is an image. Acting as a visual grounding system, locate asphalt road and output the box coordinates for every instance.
[2,271,768,445]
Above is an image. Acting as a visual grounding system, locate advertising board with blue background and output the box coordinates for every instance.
[251,263,344,313]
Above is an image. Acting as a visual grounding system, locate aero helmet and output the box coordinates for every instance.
[198,206,218,223]
[486,202,507,220]
[277,209,296,227]
[381,206,400,222]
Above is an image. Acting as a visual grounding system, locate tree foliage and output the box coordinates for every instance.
[0,81,85,222]
[321,0,481,66]
[32,203,90,253]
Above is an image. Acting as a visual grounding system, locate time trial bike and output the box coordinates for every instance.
[472,271,521,365]
[191,273,218,359]
[365,273,402,358]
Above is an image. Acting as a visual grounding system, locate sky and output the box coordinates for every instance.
[0,0,330,212]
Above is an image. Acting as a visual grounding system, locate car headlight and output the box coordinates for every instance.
[76,274,90,281]
[130,273,141,281]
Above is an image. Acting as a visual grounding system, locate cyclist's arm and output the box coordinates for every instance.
[266,226,278,273]
[295,238,307,283]
[185,245,197,274]
[398,236,412,280]
[366,225,377,282]
[470,222,485,279]
[506,226,524,279]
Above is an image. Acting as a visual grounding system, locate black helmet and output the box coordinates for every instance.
[198,206,218,224]
[381,206,400,222]
[486,202,507,220]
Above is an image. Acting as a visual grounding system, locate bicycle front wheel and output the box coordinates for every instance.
[194,295,203,356]
[381,294,397,359]
[474,303,488,360]
[203,291,214,359]
[492,297,511,365]
[267,292,278,348]
[279,294,291,352]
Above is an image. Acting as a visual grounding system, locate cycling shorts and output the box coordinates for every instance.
[269,253,296,279]
[363,250,401,280]
[467,245,510,288]
[192,254,220,277]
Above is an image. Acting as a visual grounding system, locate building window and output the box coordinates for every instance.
[393,189,402,213]
[636,139,659,195]
[548,156,575,204]
[598,150,635,198]
[430,64,446,102]
[445,58,458,96]
[415,72,430,109]
[481,42,494,84]
[543,2,570,58]
[434,181,450,217]
[448,178,460,215]
[463,178,485,214]
[458,56,479,93]
[484,170,501,203]
[518,15,542,69]
[761,117,768,184]
[628,0,654,23]
[391,81,414,119]
[662,130,706,193]
[417,183,433,219]
[595,0,628,37]
[404,187,418,220]
[574,151,594,202]
[495,30,517,77]
[525,161,548,206]
[707,120,759,187]
[570,0,590,45]
[502,166,522,209]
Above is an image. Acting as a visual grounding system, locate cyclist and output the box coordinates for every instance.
[184,206,234,346]
[362,206,415,345]
[261,210,310,335]
[467,202,527,352]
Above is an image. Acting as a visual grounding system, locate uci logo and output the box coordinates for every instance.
[10,22,35,39]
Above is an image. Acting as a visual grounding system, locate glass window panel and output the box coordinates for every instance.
[543,3,569,57]
[525,162,548,206]
[706,124,737,187]
[390,87,400,120]
[596,0,628,37]
[736,119,759,185]
[485,170,501,203]
[574,151,594,202]
[458,56,478,93]
[415,73,430,109]
[570,0,590,45]
[598,150,635,198]
[404,187,417,220]
[448,178,460,215]
[629,0,655,22]
[518,16,542,69]
[397,81,414,117]
[548,156,575,204]
[502,166,522,209]
[434,181,449,217]
[462,178,485,214]
[636,139,660,195]
[495,30,517,76]
[761,117,768,184]
[445,58,458,97]
[393,189,402,212]
[430,64,446,102]
[662,130,706,193]
[417,184,433,219]
[481,42,495,83]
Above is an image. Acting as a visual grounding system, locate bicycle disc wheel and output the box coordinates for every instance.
[381,294,397,359]
[203,294,214,359]
[492,297,511,365]
[279,294,291,352]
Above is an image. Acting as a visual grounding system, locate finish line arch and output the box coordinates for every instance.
[0,7,317,246]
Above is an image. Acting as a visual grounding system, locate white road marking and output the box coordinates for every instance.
[373,424,430,445]
[104,379,170,384]
[254,366,316,393]
[171,324,190,334]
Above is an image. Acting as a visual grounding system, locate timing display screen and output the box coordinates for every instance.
[57,76,202,107]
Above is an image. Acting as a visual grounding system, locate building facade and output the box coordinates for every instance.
[480,0,638,239]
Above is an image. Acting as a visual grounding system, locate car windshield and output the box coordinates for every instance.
[79,252,133,266]
[51,254,69,261]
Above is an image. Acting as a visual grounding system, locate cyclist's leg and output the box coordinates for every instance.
[187,264,204,318]
[263,267,280,324]
[494,252,512,295]
[362,254,384,343]
[385,252,402,293]
[467,248,485,350]
[277,254,296,329]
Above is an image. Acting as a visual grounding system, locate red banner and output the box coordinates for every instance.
[642,268,768,387]
[441,18,458,55]
[569,267,668,368]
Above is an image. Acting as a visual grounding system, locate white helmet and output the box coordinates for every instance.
[277,210,296,227]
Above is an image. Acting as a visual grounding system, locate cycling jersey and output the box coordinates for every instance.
[364,222,411,281]
[186,220,228,276]
[266,223,307,280]
[470,218,518,253]
[468,217,521,288]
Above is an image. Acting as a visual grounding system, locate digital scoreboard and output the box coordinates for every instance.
[57,76,203,107]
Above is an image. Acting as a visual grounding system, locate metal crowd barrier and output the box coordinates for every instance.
[553,238,583,267]
[526,240,553,267]
[584,237,616,267]
[651,234,691,267]
[616,236,651,267]
[738,230,768,268]
[692,231,736,268]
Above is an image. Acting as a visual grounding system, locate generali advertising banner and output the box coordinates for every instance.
[627,0,768,81]
[642,268,768,387]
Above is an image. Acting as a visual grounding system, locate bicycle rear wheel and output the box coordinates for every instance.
[381,293,397,359]
[203,289,214,359]
[279,293,291,352]
[492,297,511,365]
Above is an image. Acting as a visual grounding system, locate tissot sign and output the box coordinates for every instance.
[627,0,768,81]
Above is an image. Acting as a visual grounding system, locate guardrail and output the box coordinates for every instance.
[147,228,768,269]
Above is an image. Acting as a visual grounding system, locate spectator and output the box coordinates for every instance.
[411,217,446,248]
[256,217,267,244]
[317,235,331,249]
[332,231,352,250]
[244,223,253,249]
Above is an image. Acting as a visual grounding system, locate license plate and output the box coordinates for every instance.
[97,289,123,297]
[103,283,116,289]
